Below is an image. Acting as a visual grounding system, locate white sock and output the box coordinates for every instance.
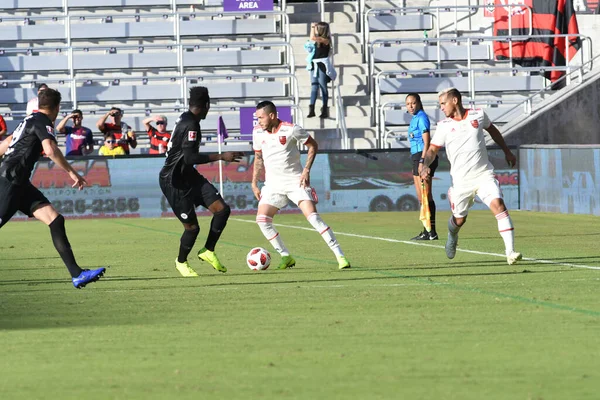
[256,215,289,256]
[307,212,344,257]
[448,216,461,237]
[496,210,515,255]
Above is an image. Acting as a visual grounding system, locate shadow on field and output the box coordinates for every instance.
[0,256,62,261]
[0,267,577,330]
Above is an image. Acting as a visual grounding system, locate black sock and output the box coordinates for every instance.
[49,215,82,278]
[204,204,231,252]
[430,199,437,233]
[178,226,200,263]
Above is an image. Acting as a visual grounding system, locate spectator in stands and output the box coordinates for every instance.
[405,93,438,241]
[96,107,137,154]
[143,115,171,155]
[26,83,49,116]
[0,114,6,141]
[305,22,336,119]
[56,109,94,156]
[98,133,126,156]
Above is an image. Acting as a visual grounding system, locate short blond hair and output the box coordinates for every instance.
[438,87,462,103]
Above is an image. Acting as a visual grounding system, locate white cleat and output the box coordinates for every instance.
[507,251,523,265]
[445,233,458,259]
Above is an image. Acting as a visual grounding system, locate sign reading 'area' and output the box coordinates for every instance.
[223,0,274,11]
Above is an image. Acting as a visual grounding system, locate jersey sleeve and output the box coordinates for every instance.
[418,114,431,134]
[0,116,6,132]
[252,128,262,152]
[430,123,446,148]
[181,120,200,149]
[481,110,492,129]
[291,124,310,145]
[34,120,57,143]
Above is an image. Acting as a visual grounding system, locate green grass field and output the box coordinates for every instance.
[1,211,599,400]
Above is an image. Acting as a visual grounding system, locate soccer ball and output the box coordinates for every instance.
[246,247,271,271]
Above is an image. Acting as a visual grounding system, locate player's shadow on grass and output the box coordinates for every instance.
[0,256,62,261]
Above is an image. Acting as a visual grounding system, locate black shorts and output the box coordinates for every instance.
[0,177,50,228]
[412,153,439,177]
[159,174,222,224]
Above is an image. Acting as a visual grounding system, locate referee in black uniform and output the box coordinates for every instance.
[159,86,243,277]
[0,88,105,288]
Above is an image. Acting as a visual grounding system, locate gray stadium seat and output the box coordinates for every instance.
[378,76,545,94]
[367,14,433,31]
[372,44,490,63]
[0,87,72,103]
[73,51,178,70]
[0,53,68,72]
[0,23,65,41]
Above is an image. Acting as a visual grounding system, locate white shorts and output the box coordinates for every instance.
[259,185,318,209]
[448,177,503,218]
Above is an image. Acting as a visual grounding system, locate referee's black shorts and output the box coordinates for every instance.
[0,177,50,228]
[411,153,439,177]
[159,174,222,224]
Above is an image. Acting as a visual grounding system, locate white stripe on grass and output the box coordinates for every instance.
[231,218,600,271]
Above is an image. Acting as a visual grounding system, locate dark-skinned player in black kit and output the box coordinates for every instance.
[159,86,244,277]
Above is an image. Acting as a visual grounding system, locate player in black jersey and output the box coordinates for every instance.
[0,88,105,289]
[159,86,244,277]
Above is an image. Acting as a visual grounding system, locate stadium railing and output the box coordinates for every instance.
[360,4,533,64]
[372,65,579,147]
[368,34,592,119]
[0,42,294,76]
[486,52,600,143]
[0,11,289,43]
[0,0,287,12]
[380,99,530,148]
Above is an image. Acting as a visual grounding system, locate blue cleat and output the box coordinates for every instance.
[72,267,106,289]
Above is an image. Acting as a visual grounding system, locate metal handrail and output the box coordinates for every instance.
[0,0,288,11]
[368,34,592,93]
[318,0,325,22]
[1,73,301,125]
[334,82,349,149]
[491,52,600,131]
[379,99,528,147]
[373,65,579,140]
[362,4,533,64]
[0,41,296,76]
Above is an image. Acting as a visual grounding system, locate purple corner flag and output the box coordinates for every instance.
[217,115,229,144]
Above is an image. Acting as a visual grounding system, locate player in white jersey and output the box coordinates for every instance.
[251,101,350,270]
[420,88,522,265]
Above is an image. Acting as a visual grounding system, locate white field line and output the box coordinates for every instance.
[231,218,600,271]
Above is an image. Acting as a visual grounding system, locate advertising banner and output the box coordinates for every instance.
[223,0,273,12]
[13,149,518,221]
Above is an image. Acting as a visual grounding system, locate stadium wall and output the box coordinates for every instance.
[519,145,600,215]
[12,149,518,221]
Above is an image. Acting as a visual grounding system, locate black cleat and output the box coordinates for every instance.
[428,231,439,240]
[411,230,429,240]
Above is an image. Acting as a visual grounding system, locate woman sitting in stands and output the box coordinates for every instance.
[305,21,337,119]
[98,133,126,156]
